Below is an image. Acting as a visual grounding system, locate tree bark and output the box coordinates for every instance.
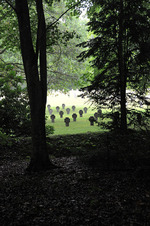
[118,0,127,132]
[15,0,54,171]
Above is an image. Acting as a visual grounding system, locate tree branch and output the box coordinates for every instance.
[0,48,7,54]
[5,0,16,12]
[46,0,84,30]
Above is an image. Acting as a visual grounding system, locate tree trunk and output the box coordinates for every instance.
[15,0,54,171]
[118,0,127,132]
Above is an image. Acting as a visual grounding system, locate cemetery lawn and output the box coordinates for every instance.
[46,103,149,135]
[46,91,108,135]
[46,106,108,135]
[1,130,150,226]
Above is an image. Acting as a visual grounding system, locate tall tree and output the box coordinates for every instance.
[78,0,150,132]
[2,0,86,171]
[14,0,54,171]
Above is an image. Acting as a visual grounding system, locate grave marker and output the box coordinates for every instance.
[89,116,95,126]
[59,111,64,118]
[83,107,88,113]
[72,105,76,111]
[66,108,70,114]
[56,106,60,112]
[72,113,77,122]
[79,110,83,117]
[50,114,55,123]
[94,112,98,121]
[47,104,51,109]
[64,117,70,126]
[62,104,65,109]
[49,109,53,115]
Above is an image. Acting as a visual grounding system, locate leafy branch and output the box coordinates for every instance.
[46,0,84,30]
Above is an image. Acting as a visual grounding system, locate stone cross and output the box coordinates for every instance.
[79,110,83,117]
[47,104,51,110]
[83,107,88,113]
[47,105,51,115]
[89,116,95,126]
[94,112,98,121]
[64,117,70,126]
[72,113,77,122]
[66,108,70,114]
[72,105,76,111]
[56,106,60,112]
[49,109,53,115]
[62,104,65,109]
[50,114,55,123]
[59,111,64,118]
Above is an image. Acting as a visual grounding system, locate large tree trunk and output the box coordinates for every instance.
[15,0,54,171]
[118,0,127,132]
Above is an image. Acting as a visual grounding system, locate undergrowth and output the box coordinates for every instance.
[1,130,150,173]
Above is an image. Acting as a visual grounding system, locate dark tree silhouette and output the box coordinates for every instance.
[14,0,54,171]
[78,0,150,132]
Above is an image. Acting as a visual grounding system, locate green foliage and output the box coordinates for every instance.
[0,128,12,147]
[46,0,90,91]
[0,2,19,52]
[0,0,90,92]
[94,108,150,132]
[0,61,31,136]
[96,111,121,131]
[127,109,150,131]
[45,124,55,136]
[78,0,150,131]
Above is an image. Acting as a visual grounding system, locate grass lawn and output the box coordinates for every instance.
[46,90,106,135]
[46,106,106,135]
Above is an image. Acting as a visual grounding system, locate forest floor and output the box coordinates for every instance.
[0,131,150,226]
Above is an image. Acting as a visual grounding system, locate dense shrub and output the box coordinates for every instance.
[0,62,54,137]
[0,62,31,136]
[0,128,12,147]
[46,125,55,136]
[96,109,150,131]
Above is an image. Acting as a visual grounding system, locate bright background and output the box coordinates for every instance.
[47,89,90,107]
[46,90,105,135]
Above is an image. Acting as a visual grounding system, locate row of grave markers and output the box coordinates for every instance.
[47,104,88,115]
[47,104,102,126]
